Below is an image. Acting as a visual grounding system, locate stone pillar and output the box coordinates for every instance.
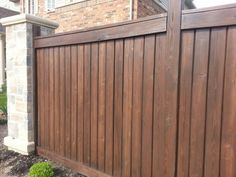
[0,14,58,155]
[0,32,5,90]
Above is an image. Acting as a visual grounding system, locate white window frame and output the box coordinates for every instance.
[45,0,56,11]
[30,0,38,15]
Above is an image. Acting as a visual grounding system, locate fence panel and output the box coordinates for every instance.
[35,4,236,177]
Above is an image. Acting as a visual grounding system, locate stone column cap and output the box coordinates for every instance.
[0,14,58,29]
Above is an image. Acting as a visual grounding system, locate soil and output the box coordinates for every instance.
[0,124,86,177]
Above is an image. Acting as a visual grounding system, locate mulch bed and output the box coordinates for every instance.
[0,124,86,177]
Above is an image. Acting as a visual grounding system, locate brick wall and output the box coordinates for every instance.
[37,0,131,33]
[136,0,165,18]
[17,0,165,33]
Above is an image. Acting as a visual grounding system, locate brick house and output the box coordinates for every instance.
[0,0,194,33]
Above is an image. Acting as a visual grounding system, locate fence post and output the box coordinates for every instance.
[0,14,58,155]
[165,0,183,177]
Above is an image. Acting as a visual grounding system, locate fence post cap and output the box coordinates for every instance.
[0,13,59,29]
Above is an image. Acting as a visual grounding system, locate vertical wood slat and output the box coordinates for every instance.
[105,41,115,175]
[54,47,60,154]
[98,42,106,172]
[36,49,42,147]
[71,45,78,161]
[59,47,66,157]
[65,46,72,158]
[49,48,55,152]
[44,48,50,150]
[204,28,227,177]
[90,43,99,168]
[221,26,236,177]
[152,33,167,177]
[177,30,194,177]
[131,37,144,177]
[83,44,91,165]
[113,39,124,177]
[189,29,210,177]
[141,35,155,177]
[122,38,134,177]
[77,45,84,162]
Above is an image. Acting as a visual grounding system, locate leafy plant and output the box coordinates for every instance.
[0,105,7,117]
[1,83,6,94]
[29,162,54,177]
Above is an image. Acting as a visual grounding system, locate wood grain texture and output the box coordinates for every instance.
[177,30,194,177]
[113,40,124,177]
[35,4,236,177]
[131,37,144,177]
[98,42,106,172]
[105,41,115,175]
[165,0,183,177]
[90,43,99,168]
[83,44,91,165]
[122,38,134,177]
[221,26,236,177]
[204,27,227,177]
[152,33,167,177]
[189,29,210,177]
[182,6,236,29]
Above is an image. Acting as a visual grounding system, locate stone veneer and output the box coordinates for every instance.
[0,14,58,155]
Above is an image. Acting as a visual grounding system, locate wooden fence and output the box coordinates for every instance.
[35,3,236,177]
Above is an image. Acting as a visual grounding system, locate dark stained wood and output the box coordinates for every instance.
[77,45,84,162]
[83,44,91,165]
[152,33,167,177]
[44,48,49,150]
[49,48,55,152]
[141,35,155,177]
[177,30,194,177]
[59,47,66,157]
[90,43,99,168]
[104,41,115,175]
[189,29,210,177]
[34,16,166,48]
[165,0,183,176]
[182,5,236,30]
[221,26,236,177]
[36,49,42,147]
[113,39,124,177]
[71,45,78,161]
[37,147,112,177]
[131,37,144,177]
[98,42,106,172]
[122,38,134,177]
[204,27,227,177]
[65,46,72,158]
[35,3,236,177]
[54,47,60,154]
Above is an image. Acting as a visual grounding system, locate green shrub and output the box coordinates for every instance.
[29,162,54,177]
[0,105,7,117]
[1,83,6,93]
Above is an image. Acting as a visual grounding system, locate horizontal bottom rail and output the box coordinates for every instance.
[37,147,112,177]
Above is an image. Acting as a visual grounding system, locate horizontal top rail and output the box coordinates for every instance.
[34,14,167,48]
[34,3,236,48]
[182,3,236,29]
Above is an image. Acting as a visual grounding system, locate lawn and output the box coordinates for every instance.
[0,92,7,107]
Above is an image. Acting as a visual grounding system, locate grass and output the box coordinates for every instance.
[0,93,7,107]
[0,85,7,125]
